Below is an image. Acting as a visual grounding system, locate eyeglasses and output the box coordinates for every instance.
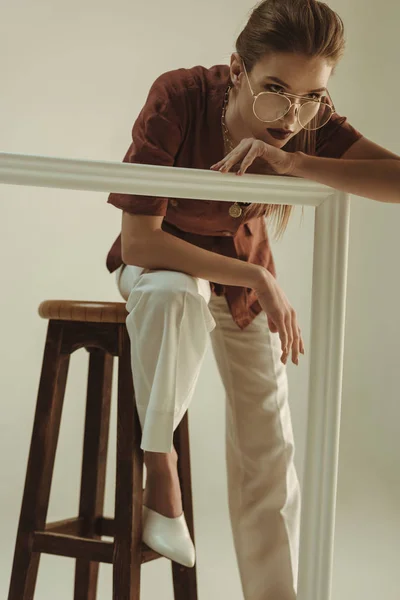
[241,58,335,131]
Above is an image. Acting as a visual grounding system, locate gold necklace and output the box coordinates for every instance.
[221,84,251,218]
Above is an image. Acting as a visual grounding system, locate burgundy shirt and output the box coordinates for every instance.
[106,64,363,329]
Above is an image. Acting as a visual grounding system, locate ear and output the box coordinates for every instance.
[230,53,243,88]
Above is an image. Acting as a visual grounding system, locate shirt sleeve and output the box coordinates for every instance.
[315,91,364,158]
[107,73,184,216]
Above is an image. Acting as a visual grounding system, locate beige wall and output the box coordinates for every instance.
[1,0,399,598]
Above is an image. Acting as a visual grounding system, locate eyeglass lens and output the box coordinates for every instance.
[254,93,333,131]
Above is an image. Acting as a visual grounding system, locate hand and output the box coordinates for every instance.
[210,137,298,176]
[254,270,305,366]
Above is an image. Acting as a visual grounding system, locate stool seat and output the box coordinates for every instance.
[38,300,128,323]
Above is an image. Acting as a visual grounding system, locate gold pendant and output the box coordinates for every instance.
[229,203,242,218]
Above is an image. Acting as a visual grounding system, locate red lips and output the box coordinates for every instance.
[268,128,293,134]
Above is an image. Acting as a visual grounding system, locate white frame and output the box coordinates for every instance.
[0,151,350,600]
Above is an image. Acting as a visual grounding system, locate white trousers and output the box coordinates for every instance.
[115,264,301,600]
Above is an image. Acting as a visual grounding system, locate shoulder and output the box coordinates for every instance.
[147,63,230,105]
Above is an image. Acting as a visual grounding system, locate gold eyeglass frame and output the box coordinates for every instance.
[240,57,336,131]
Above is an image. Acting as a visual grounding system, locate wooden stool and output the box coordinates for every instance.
[7,300,198,600]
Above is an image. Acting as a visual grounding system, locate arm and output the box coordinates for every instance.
[121,212,266,290]
[213,133,400,205]
[291,153,400,204]
[122,212,305,365]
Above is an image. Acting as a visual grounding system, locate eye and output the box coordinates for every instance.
[308,93,323,101]
[265,83,322,101]
[265,84,285,94]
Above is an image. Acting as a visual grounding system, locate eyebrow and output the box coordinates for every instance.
[263,76,327,94]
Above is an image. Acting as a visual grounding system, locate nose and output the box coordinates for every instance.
[282,101,300,128]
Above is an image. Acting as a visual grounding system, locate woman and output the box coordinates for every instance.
[106,0,400,598]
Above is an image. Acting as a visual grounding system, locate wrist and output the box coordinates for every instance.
[290,151,307,177]
[250,265,271,293]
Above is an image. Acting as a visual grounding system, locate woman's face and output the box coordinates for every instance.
[228,52,333,147]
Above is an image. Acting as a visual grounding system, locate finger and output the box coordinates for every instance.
[221,157,243,172]
[211,157,230,170]
[285,313,294,364]
[239,152,256,174]
[276,314,288,364]
[267,316,278,333]
[290,311,301,365]
[216,158,232,171]
[297,327,305,355]
[212,143,251,172]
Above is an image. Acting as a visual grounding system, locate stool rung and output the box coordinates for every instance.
[95,516,114,537]
[45,517,84,535]
[32,531,114,563]
[94,517,167,563]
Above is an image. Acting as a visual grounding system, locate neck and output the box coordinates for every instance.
[224,86,250,149]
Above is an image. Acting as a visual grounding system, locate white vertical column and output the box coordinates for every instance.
[297,191,351,600]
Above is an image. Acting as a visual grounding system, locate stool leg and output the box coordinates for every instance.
[172,412,199,599]
[8,321,70,600]
[113,325,143,600]
[74,348,113,600]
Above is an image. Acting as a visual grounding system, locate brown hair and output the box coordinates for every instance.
[235,0,346,239]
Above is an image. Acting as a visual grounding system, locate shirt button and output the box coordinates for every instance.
[170,199,178,207]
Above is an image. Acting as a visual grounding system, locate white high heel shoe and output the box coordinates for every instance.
[142,505,196,568]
